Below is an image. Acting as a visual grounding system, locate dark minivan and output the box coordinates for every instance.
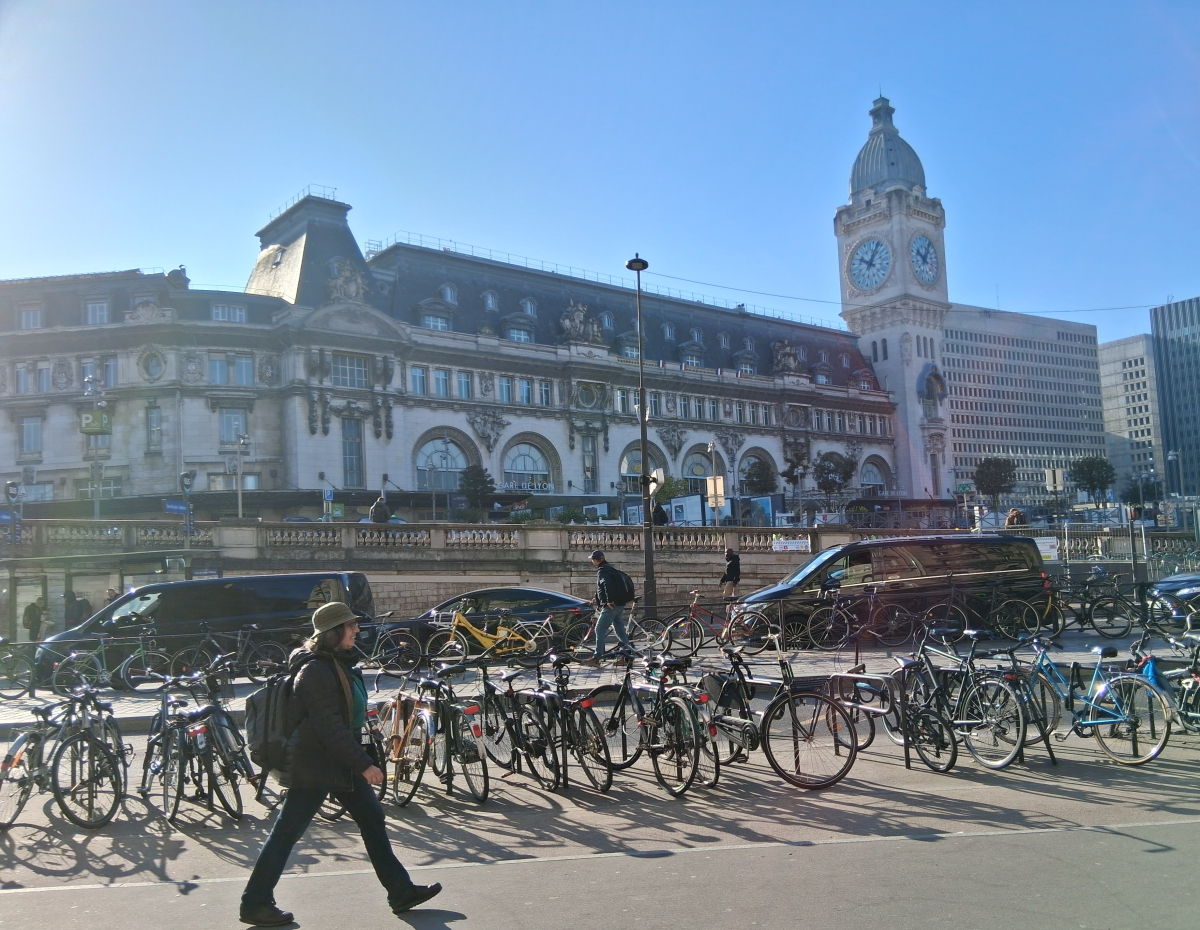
[739,534,1046,632]
[35,572,374,681]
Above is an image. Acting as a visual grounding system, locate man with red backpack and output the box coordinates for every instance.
[585,550,635,661]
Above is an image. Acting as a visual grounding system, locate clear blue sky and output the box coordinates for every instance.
[1,1,1197,341]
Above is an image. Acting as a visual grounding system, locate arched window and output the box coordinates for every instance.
[619,447,663,494]
[482,291,498,311]
[416,439,467,490]
[817,349,828,363]
[520,298,536,316]
[743,336,754,351]
[929,338,936,362]
[718,332,730,349]
[799,345,808,361]
[860,462,886,496]
[682,451,714,494]
[599,312,614,330]
[439,284,457,304]
[690,328,703,344]
[881,338,888,361]
[662,323,675,340]
[872,341,878,362]
[503,443,552,492]
[840,353,850,368]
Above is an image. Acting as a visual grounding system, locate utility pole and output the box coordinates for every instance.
[626,254,657,611]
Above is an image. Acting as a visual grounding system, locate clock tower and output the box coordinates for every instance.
[836,97,951,502]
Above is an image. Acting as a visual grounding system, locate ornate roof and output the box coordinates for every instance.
[849,97,926,197]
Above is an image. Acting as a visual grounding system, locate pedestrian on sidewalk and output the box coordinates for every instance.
[719,548,741,597]
[22,596,46,642]
[240,601,441,926]
[585,550,634,661]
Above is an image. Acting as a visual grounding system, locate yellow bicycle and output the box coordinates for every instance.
[425,610,547,659]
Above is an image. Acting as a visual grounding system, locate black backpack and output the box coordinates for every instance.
[245,663,303,774]
[608,569,636,606]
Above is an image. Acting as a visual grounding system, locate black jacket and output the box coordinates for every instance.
[286,650,373,791]
[719,553,741,585]
[596,561,631,606]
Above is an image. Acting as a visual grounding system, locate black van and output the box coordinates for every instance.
[35,572,374,682]
[739,534,1045,635]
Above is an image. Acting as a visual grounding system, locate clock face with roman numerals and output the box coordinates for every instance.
[849,238,891,290]
[910,234,939,285]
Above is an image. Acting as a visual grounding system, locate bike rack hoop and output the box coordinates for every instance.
[827,671,898,716]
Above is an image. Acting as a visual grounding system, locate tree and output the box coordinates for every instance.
[742,459,779,496]
[458,464,496,510]
[813,451,857,506]
[780,447,809,508]
[1069,456,1117,507]
[654,475,691,503]
[973,457,1017,512]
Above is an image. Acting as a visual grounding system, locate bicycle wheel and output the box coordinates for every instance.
[876,606,918,647]
[517,706,560,791]
[761,691,857,789]
[170,645,215,677]
[571,705,613,792]
[911,710,958,773]
[1018,669,1063,744]
[517,622,553,656]
[426,630,468,659]
[454,710,489,802]
[391,713,430,807]
[160,728,186,822]
[208,750,243,820]
[210,711,255,781]
[1088,596,1132,639]
[1088,676,1171,765]
[51,733,121,828]
[922,603,967,641]
[782,613,810,651]
[729,611,772,655]
[52,653,102,696]
[832,704,875,751]
[117,651,172,692]
[587,684,643,770]
[377,631,421,675]
[0,653,33,700]
[0,734,38,828]
[807,607,850,651]
[992,600,1036,641]
[666,618,703,657]
[648,694,699,797]
[246,642,288,683]
[688,707,721,789]
[480,692,514,769]
[959,677,1025,770]
[628,617,668,651]
[562,620,592,650]
[318,793,346,821]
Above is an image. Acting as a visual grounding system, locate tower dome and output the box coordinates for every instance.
[849,97,926,198]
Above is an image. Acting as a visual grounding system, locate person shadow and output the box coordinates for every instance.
[391,909,467,929]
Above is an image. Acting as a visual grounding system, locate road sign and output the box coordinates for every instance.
[323,488,334,502]
[164,499,189,515]
[331,503,345,518]
[956,482,975,495]
[79,410,113,435]
[1045,468,1065,493]
[705,475,726,509]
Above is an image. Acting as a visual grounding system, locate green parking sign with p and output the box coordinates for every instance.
[79,410,113,435]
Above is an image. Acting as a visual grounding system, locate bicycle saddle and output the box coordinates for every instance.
[547,653,574,668]
[961,629,991,641]
[721,645,745,657]
[499,669,523,683]
[645,655,690,671]
[31,704,58,720]
[184,704,219,723]
[1091,646,1119,659]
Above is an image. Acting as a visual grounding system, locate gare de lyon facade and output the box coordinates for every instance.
[0,98,1097,535]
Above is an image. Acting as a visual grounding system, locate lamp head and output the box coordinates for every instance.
[625,254,649,273]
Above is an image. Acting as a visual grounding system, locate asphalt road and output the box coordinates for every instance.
[2,720,1198,930]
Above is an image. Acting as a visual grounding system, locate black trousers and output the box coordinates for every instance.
[242,775,414,908]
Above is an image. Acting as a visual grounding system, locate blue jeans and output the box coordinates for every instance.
[242,775,414,909]
[591,604,631,655]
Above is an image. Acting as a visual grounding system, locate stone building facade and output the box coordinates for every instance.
[1099,334,1163,496]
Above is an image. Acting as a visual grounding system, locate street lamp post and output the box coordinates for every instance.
[236,433,250,519]
[626,253,657,611]
[427,463,436,522]
[81,374,108,521]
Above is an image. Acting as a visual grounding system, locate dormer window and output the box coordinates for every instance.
[85,301,110,325]
[422,314,450,331]
[799,345,808,361]
[738,361,756,375]
[440,284,458,304]
[621,345,639,359]
[520,298,537,316]
[817,349,828,363]
[682,353,703,368]
[815,373,831,385]
[599,312,614,330]
[690,328,703,344]
[718,332,730,349]
[858,379,873,391]
[18,307,42,329]
[662,323,675,340]
[505,326,533,343]
[840,353,851,368]
[482,291,498,311]
[743,336,754,351]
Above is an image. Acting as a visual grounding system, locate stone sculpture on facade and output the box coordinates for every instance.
[327,258,372,304]
[307,391,319,435]
[655,424,688,460]
[558,301,605,345]
[51,359,73,391]
[770,339,803,374]
[181,351,205,384]
[125,299,172,324]
[467,410,510,453]
[714,427,745,463]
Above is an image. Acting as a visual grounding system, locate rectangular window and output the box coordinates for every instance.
[411,366,427,395]
[708,399,719,421]
[749,404,759,426]
[519,378,532,405]
[735,402,745,424]
[235,355,255,386]
[209,357,228,385]
[16,366,29,394]
[81,359,96,386]
[19,416,41,454]
[219,408,247,444]
[679,395,689,419]
[617,389,630,414]
[330,354,368,388]
[499,377,513,404]
[77,478,122,500]
[762,404,772,426]
[208,472,260,491]
[85,301,109,325]
[87,432,111,452]
[825,412,834,431]
[422,314,449,331]
[342,418,364,488]
[538,380,552,406]
[869,416,877,435]
[18,308,42,329]
[858,415,866,433]
[22,482,53,502]
[457,372,472,398]
[434,369,450,397]
[146,406,162,449]
[582,435,598,493]
[649,392,661,418]
[506,327,533,343]
[211,304,246,322]
[37,362,50,393]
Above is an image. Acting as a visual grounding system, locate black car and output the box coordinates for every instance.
[737,533,1046,635]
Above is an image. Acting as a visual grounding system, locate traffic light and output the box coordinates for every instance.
[5,481,18,505]
[179,471,197,494]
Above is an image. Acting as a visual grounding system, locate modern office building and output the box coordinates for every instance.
[1099,334,1162,496]
[837,98,1102,506]
[1150,297,1200,499]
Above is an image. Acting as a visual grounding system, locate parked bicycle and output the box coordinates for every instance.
[662,591,772,657]
[0,637,34,699]
[170,622,290,683]
[53,624,171,695]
